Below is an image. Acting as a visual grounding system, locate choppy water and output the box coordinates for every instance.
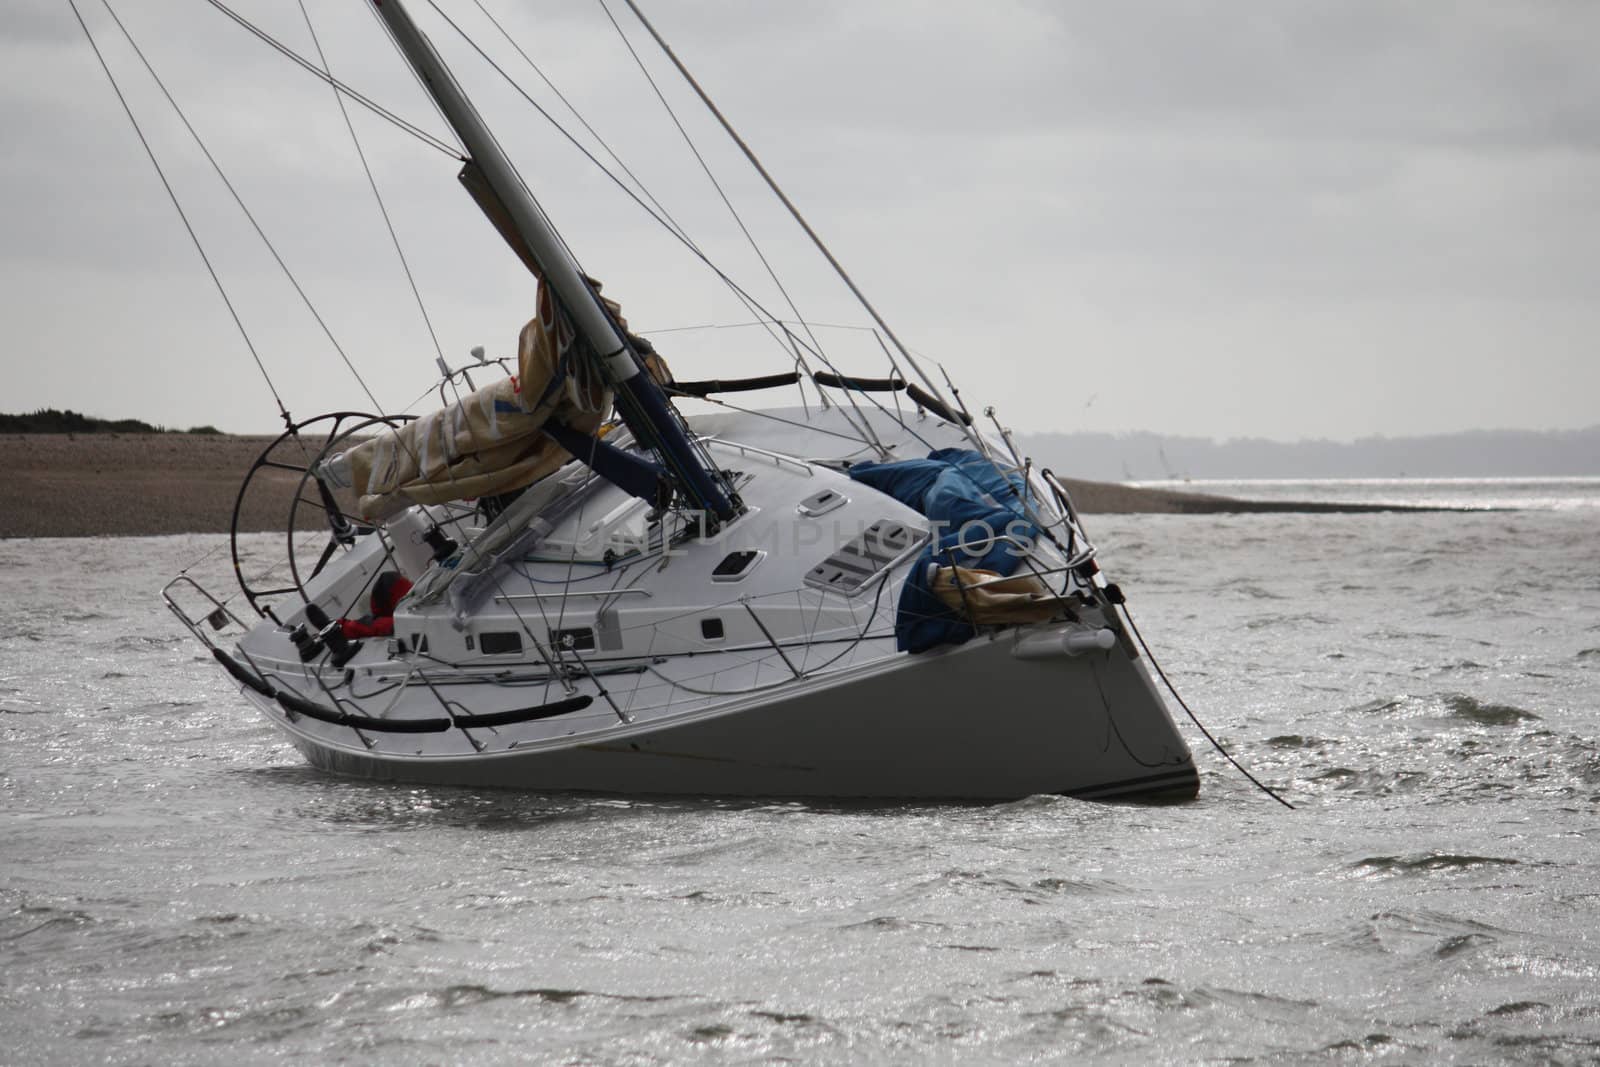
[4,481,1599,1064]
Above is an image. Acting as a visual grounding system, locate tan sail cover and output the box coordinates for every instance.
[929,566,1070,625]
[338,281,658,521]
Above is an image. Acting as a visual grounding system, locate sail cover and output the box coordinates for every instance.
[329,280,659,521]
[849,449,1059,652]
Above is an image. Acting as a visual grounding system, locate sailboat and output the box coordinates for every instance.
[148,0,1199,800]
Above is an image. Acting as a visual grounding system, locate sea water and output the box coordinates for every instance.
[3,480,1598,1064]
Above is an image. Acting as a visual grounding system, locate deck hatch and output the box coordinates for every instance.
[803,520,922,595]
[797,488,848,517]
[711,549,763,582]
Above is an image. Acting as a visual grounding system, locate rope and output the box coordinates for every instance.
[69,0,289,424]
[1119,602,1295,810]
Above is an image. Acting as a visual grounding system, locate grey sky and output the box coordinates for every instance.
[3,0,1596,440]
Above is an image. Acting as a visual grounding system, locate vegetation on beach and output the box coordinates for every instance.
[0,408,221,436]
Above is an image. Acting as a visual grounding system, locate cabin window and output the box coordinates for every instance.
[701,617,725,641]
[479,631,522,655]
[550,627,596,652]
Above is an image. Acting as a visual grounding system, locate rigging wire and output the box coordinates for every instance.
[461,0,821,410]
[465,0,688,245]
[463,0,821,408]
[361,0,466,158]
[184,0,476,495]
[166,2,1059,701]
[193,0,1011,469]
[380,0,657,486]
[642,319,879,335]
[201,0,464,160]
[589,0,842,401]
[93,0,385,417]
[93,2,461,571]
[415,4,765,343]
[395,1,786,511]
[603,0,952,458]
[595,4,905,459]
[298,1,534,512]
[67,0,290,426]
[297,0,448,368]
[669,389,894,449]
[415,0,887,452]
[616,0,990,455]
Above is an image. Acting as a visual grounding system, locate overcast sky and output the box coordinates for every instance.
[4,1,1596,441]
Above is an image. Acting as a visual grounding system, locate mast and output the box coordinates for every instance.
[368,0,736,521]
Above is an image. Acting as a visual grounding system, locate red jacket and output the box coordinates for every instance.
[340,616,395,639]
[337,573,413,640]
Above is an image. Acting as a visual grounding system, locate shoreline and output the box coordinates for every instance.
[0,433,1449,538]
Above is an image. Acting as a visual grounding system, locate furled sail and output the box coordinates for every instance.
[363,0,738,522]
[323,279,665,521]
[927,566,1065,623]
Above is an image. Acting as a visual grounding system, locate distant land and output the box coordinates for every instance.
[0,408,221,436]
[15,411,1596,480]
[2,412,1459,538]
[8,409,1593,482]
[1015,425,1600,482]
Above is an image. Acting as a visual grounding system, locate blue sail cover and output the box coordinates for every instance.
[848,449,1039,652]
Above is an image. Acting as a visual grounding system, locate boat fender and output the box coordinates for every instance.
[813,371,905,392]
[275,688,452,733]
[269,685,589,733]
[670,371,801,397]
[212,648,276,699]
[453,695,595,729]
[906,383,971,425]
[1011,628,1116,660]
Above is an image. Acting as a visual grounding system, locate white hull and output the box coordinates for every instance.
[168,406,1200,802]
[163,404,1207,802]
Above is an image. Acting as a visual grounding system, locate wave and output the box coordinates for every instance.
[1350,853,1522,875]
[1343,693,1540,725]
[1444,694,1540,725]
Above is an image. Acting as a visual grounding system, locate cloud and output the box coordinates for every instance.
[2,0,1596,440]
